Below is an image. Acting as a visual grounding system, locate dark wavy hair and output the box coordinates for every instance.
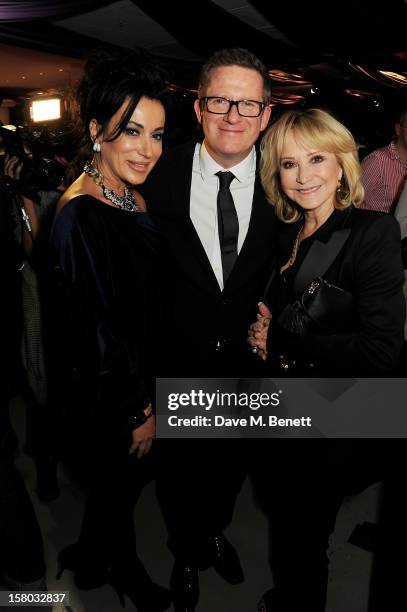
[77,48,168,146]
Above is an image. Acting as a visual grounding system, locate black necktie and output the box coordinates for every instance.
[216,171,239,284]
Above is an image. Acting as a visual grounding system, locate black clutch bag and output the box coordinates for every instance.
[278,276,355,335]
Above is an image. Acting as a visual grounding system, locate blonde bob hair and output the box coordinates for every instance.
[260,108,364,223]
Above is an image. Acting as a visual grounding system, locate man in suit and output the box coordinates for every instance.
[142,48,276,611]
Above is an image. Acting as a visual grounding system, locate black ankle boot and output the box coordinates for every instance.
[199,533,244,585]
[170,561,199,612]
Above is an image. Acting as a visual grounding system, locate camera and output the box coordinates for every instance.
[0,125,66,195]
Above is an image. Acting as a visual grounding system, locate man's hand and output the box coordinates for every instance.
[247,302,272,361]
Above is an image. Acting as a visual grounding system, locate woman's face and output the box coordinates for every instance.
[92,96,165,187]
[279,129,342,216]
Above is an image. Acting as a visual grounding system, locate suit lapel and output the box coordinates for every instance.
[164,144,274,296]
[292,208,353,293]
[166,142,221,294]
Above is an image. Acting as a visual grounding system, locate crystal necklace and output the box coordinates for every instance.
[84,161,139,212]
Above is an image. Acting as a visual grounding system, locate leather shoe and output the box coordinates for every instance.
[170,561,199,612]
[200,534,244,585]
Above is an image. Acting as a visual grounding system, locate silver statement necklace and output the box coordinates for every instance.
[84,161,139,213]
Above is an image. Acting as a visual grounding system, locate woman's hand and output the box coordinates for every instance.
[247,302,272,361]
[129,405,155,458]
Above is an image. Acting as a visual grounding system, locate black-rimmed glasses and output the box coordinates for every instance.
[201,96,265,117]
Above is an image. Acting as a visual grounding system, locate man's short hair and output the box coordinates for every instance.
[198,48,271,104]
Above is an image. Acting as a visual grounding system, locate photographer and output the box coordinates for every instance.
[4,155,41,256]
[0,154,47,596]
[0,125,78,504]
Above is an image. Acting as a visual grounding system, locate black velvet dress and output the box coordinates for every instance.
[50,194,163,568]
[50,194,162,443]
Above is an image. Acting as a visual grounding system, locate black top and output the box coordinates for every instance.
[266,206,405,376]
[50,194,162,433]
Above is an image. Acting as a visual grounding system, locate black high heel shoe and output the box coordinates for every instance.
[198,534,244,585]
[109,566,172,612]
[170,561,199,612]
[56,544,109,590]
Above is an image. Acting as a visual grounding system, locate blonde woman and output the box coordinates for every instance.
[249,107,405,376]
[248,108,405,612]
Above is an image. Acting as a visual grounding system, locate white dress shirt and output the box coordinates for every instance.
[190,142,256,290]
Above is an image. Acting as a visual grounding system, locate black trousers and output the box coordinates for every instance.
[369,439,407,611]
[154,346,266,562]
[250,439,384,612]
[156,439,247,562]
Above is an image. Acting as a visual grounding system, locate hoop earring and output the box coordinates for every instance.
[93,141,101,153]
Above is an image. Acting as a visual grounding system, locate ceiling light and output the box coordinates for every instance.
[269,69,310,85]
[378,70,407,84]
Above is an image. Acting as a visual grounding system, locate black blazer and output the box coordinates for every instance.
[141,140,277,376]
[268,207,405,376]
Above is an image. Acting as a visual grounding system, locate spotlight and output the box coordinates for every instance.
[29,97,62,123]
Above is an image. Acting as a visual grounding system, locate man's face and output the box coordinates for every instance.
[194,65,271,168]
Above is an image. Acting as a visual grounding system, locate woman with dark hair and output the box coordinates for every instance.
[50,49,171,611]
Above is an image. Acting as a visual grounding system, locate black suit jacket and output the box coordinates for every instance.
[141,140,277,376]
[268,207,405,375]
